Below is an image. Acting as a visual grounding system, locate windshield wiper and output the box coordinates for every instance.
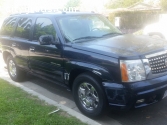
[73,36,102,42]
[102,32,122,37]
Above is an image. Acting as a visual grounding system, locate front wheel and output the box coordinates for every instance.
[7,55,26,82]
[72,73,107,118]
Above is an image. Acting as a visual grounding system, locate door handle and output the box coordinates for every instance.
[29,47,35,52]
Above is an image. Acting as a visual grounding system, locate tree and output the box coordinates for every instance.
[65,0,81,8]
[106,0,143,9]
[160,0,167,12]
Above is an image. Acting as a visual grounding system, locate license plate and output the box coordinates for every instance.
[163,90,167,99]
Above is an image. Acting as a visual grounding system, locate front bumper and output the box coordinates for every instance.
[102,75,167,110]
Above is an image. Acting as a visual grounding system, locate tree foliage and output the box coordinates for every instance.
[160,0,167,12]
[106,0,143,9]
[65,0,81,8]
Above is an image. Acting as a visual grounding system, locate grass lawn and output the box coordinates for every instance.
[0,79,87,125]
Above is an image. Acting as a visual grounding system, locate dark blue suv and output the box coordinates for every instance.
[0,12,167,118]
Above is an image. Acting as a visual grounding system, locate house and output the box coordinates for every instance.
[127,2,161,11]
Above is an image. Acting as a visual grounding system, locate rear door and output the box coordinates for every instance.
[12,17,34,70]
[29,17,64,83]
[0,17,18,58]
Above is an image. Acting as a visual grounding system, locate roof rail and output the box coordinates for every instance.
[10,10,65,16]
[10,12,43,16]
[9,13,26,16]
[9,10,94,16]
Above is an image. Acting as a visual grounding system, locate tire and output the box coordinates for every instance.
[7,55,26,82]
[72,73,107,118]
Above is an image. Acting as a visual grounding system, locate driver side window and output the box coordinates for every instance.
[33,18,56,41]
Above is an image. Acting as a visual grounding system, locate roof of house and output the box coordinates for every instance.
[127,2,161,11]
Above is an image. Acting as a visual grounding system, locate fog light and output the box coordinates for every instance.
[136,99,145,103]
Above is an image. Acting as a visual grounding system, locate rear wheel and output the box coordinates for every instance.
[7,55,26,82]
[72,73,107,118]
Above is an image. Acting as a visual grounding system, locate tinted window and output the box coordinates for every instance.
[0,17,17,36]
[33,18,56,41]
[15,17,32,39]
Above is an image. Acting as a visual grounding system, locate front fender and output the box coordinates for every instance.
[65,61,114,82]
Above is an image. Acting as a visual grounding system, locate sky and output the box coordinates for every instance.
[0,0,110,14]
[0,0,161,16]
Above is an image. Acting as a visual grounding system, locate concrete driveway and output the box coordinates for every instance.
[0,53,167,125]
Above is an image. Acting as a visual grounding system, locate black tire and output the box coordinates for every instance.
[7,55,26,82]
[72,73,107,118]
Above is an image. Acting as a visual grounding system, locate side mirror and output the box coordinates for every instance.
[39,35,54,45]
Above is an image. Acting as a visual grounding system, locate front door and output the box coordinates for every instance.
[29,17,64,83]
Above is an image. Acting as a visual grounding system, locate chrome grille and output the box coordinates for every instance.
[148,53,167,74]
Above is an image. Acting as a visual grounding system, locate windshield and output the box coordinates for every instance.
[57,14,122,42]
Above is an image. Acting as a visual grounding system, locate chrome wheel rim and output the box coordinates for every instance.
[9,60,16,77]
[78,82,99,111]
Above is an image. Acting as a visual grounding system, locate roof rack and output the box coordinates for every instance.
[9,10,67,16]
[9,10,95,16]
[10,12,42,16]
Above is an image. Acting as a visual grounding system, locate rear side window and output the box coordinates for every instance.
[0,17,17,36]
[33,18,56,41]
[14,17,32,39]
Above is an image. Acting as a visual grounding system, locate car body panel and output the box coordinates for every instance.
[29,42,64,82]
[63,44,120,82]
[103,74,167,109]
[72,34,167,58]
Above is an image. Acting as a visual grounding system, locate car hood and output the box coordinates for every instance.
[72,34,167,58]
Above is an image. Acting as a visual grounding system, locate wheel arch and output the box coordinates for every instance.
[2,51,12,64]
[66,61,113,90]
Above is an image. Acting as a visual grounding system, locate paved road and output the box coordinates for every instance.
[1,53,167,125]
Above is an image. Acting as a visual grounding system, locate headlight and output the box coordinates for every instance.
[120,59,151,82]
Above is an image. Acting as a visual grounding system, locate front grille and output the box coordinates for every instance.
[148,53,167,74]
